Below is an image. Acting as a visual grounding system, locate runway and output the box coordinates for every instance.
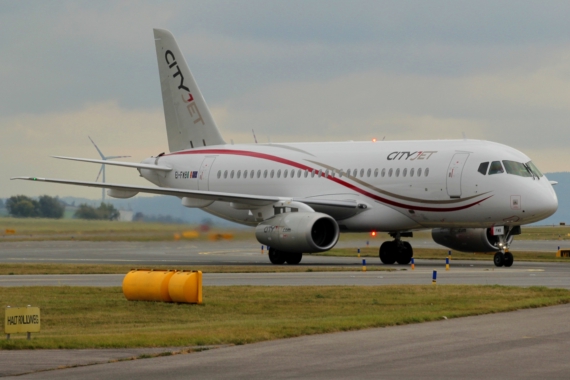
[3,239,570,379]
[0,238,565,266]
[1,260,570,289]
[13,303,570,379]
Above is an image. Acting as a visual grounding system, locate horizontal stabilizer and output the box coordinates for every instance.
[51,156,172,171]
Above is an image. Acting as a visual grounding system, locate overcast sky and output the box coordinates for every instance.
[2,0,570,199]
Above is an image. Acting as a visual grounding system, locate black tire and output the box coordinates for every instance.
[285,252,303,265]
[493,251,505,267]
[396,241,413,265]
[503,252,514,267]
[268,248,286,265]
[379,241,397,264]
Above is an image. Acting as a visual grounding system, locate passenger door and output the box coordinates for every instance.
[446,153,469,198]
[197,156,217,191]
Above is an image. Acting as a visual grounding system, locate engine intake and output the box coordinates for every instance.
[255,212,339,253]
[432,228,514,253]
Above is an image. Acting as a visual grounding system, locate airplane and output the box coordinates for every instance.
[12,29,558,267]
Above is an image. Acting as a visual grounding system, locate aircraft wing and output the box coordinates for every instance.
[51,156,172,172]
[10,177,360,211]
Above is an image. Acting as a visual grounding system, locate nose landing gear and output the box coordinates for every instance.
[379,232,413,265]
[493,251,514,267]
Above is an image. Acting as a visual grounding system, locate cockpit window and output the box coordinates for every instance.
[477,162,489,175]
[502,160,532,177]
[526,161,543,177]
[488,161,504,175]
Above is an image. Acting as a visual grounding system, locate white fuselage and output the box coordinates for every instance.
[140,139,558,232]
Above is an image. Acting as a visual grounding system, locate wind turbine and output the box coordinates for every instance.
[88,136,131,203]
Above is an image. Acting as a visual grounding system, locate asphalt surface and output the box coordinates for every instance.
[0,238,566,266]
[12,304,570,379]
[1,260,570,289]
[2,239,570,379]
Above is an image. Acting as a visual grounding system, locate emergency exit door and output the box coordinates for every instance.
[198,156,217,191]
[446,153,469,198]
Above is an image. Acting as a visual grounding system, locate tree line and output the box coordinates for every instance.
[3,195,120,220]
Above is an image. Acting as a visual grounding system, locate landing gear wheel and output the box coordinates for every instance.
[396,241,413,265]
[268,248,286,265]
[379,241,397,264]
[493,252,505,267]
[285,252,303,265]
[503,252,514,267]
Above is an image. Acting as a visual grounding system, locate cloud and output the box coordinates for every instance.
[0,101,166,198]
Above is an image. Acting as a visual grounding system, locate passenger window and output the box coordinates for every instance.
[217,170,221,179]
[243,170,247,179]
[403,168,407,177]
[388,168,393,177]
[251,170,254,178]
[224,170,228,179]
[360,169,364,177]
[374,168,378,177]
[237,170,241,179]
[488,161,504,175]
[284,169,288,178]
[395,168,400,177]
[257,170,261,178]
[410,168,415,177]
[367,169,371,177]
[263,170,268,178]
[277,169,281,178]
[230,170,235,179]
[381,168,386,177]
[478,162,489,175]
[425,168,429,177]
[417,168,422,177]
[270,170,275,178]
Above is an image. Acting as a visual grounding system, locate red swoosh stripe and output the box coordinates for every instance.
[168,149,491,212]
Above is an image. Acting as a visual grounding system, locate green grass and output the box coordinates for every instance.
[0,263,395,275]
[1,285,569,349]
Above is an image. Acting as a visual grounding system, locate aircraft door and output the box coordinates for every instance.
[446,153,469,198]
[198,156,217,191]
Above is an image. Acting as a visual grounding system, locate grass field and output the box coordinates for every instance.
[1,285,569,349]
[0,263,396,275]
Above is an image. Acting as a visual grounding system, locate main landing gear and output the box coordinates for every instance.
[379,232,413,265]
[268,248,303,265]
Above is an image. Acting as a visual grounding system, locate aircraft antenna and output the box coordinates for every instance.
[252,129,258,144]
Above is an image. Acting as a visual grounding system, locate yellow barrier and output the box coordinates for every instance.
[208,233,234,241]
[122,270,175,302]
[5,229,15,234]
[182,231,199,239]
[556,249,570,258]
[122,269,203,304]
[168,271,202,304]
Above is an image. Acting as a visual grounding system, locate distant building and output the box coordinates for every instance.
[118,210,134,222]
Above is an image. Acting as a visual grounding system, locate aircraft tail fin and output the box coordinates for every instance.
[153,28,225,152]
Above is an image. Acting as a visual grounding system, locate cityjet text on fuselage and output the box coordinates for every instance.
[387,151,438,161]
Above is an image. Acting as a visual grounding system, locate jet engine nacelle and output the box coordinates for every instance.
[431,228,513,253]
[255,212,340,253]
